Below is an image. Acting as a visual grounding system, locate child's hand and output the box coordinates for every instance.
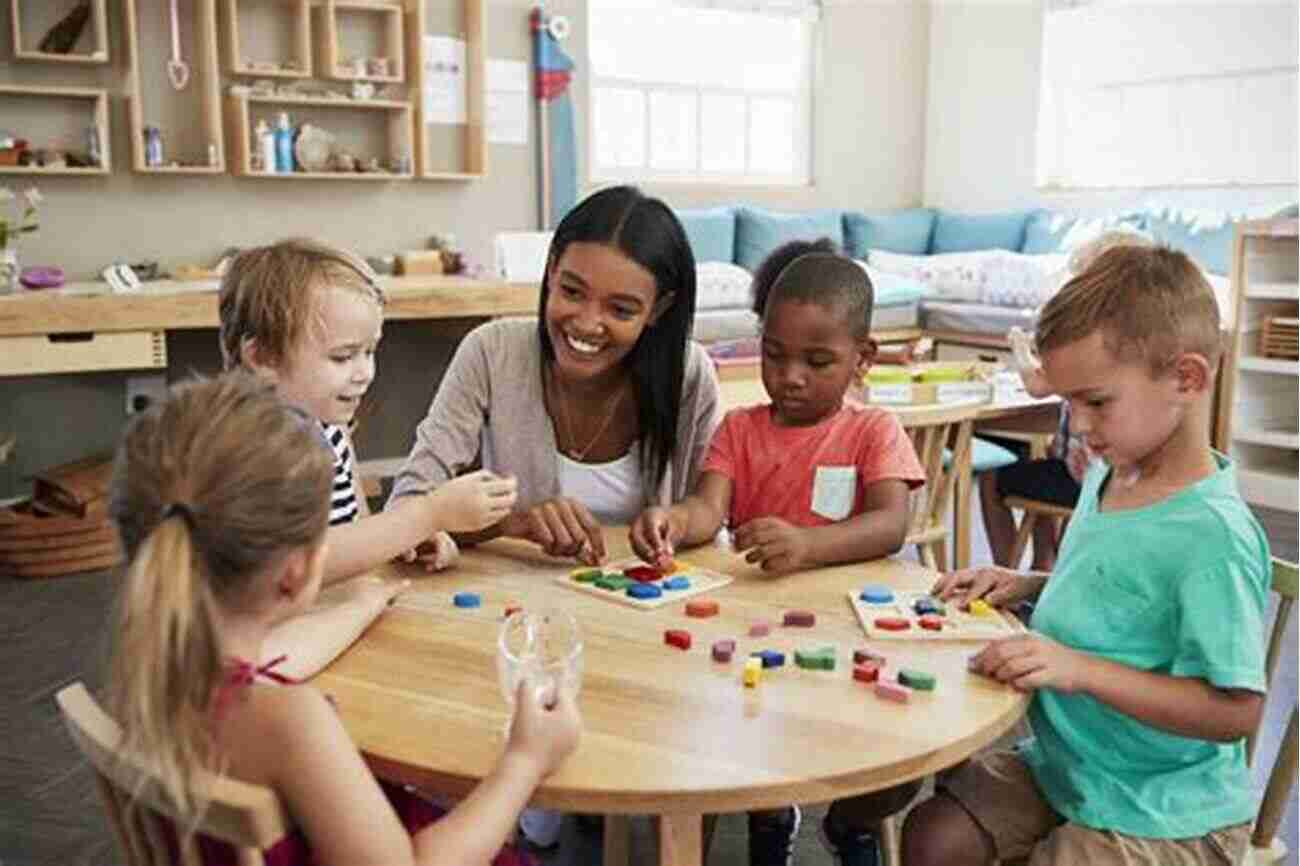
[733,518,812,574]
[968,633,1092,693]
[505,676,582,777]
[501,498,606,565]
[400,531,460,572]
[932,566,1035,609]
[629,507,678,570]
[1007,327,1038,372]
[428,470,518,533]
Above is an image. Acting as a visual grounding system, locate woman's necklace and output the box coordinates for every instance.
[550,367,627,462]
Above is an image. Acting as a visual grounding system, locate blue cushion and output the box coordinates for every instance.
[943,437,1020,473]
[843,209,937,257]
[931,210,1034,254]
[1144,203,1298,276]
[675,206,736,264]
[1020,209,1148,254]
[734,206,843,272]
[859,266,926,308]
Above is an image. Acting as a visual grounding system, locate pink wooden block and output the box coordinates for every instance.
[711,639,736,662]
[748,621,772,637]
[874,680,911,703]
[783,609,815,627]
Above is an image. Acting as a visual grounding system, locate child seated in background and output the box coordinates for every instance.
[903,243,1270,866]
[105,374,579,866]
[631,238,925,866]
[219,239,518,676]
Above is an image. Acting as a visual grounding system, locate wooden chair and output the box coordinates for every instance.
[1004,496,1074,569]
[55,682,292,866]
[1243,557,1298,865]
[900,403,976,572]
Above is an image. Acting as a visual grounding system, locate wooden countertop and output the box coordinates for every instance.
[0,275,541,338]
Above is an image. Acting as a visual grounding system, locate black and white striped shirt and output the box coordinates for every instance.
[321,422,359,526]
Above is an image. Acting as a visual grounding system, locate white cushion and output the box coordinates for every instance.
[696,261,753,311]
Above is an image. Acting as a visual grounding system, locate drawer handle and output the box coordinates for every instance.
[47,332,94,344]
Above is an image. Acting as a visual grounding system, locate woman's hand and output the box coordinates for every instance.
[629,506,680,570]
[931,566,1042,609]
[501,497,607,565]
[733,517,813,575]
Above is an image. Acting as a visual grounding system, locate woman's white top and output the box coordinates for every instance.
[557,449,644,526]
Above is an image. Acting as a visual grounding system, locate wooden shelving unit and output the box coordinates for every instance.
[10,0,109,63]
[124,0,225,174]
[222,0,311,78]
[225,92,413,179]
[1217,218,1300,513]
[316,0,404,83]
[0,85,110,174]
[410,0,485,180]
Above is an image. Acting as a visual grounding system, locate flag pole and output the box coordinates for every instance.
[532,4,551,230]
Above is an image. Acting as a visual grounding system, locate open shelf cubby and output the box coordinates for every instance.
[316,0,404,84]
[0,85,110,174]
[10,0,109,64]
[411,0,485,180]
[124,0,225,174]
[226,92,413,180]
[222,0,311,79]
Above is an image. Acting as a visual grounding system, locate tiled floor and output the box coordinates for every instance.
[1,498,1295,866]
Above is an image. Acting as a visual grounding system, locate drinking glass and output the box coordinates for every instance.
[496,607,583,727]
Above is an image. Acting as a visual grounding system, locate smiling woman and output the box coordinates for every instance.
[388,185,721,565]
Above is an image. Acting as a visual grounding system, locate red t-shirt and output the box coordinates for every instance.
[702,403,925,529]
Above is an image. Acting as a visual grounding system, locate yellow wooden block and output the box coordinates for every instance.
[743,657,762,687]
[968,599,993,617]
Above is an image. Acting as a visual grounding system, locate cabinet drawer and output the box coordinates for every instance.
[0,330,166,376]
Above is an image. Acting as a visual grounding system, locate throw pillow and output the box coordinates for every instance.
[695,262,754,311]
[867,250,1000,303]
[734,207,843,272]
[977,252,1070,309]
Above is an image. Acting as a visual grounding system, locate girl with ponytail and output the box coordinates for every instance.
[106,374,580,865]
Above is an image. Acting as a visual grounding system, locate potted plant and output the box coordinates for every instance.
[0,186,40,294]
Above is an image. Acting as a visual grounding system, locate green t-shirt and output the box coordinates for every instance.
[1022,452,1270,839]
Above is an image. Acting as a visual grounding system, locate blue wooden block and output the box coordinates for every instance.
[627,583,663,600]
[662,576,691,590]
[860,585,894,604]
[913,596,940,615]
[750,649,786,668]
[453,592,481,608]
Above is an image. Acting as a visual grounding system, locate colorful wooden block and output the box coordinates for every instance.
[686,598,719,618]
[662,576,691,590]
[853,661,881,683]
[853,648,886,666]
[874,680,911,703]
[918,614,943,631]
[751,649,785,668]
[571,567,602,583]
[452,592,480,608]
[504,604,522,618]
[596,575,633,591]
[624,565,662,583]
[748,621,772,637]
[711,639,736,662]
[873,616,911,631]
[665,628,692,650]
[912,596,941,615]
[859,585,894,604]
[743,657,762,687]
[783,609,816,627]
[898,668,936,691]
[794,645,836,671]
[968,599,994,617]
[627,583,663,600]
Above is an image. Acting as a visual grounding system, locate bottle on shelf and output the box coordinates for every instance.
[143,126,163,168]
[254,119,275,173]
[274,112,294,174]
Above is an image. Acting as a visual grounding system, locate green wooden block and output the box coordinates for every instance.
[898,668,936,691]
[794,646,836,671]
[571,568,602,583]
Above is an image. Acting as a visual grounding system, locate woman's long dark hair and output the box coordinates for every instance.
[537,185,697,490]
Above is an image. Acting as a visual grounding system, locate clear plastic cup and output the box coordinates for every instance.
[496,607,583,721]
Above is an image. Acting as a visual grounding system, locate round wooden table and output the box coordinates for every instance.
[316,531,1029,866]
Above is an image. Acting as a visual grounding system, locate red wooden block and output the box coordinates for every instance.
[853,648,886,666]
[853,662,881,684]
[625,565,663,583]
[918,614,943,631]
[874,616,911,631]
[874,680,911,703]
[665,628,692,650]
[686,598,720,618]
[783,609,816,627]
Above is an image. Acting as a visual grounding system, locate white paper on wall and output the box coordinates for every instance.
[424,35,467,125]
[487,59,529,145]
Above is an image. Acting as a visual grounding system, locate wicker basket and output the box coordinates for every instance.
[1259,316,1299,360]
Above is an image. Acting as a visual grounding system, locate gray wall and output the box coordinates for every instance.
[0,0,931,499]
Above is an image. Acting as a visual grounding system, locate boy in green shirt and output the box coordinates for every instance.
[903,244,1271,866]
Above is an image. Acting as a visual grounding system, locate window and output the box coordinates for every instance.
[1036,1,1298,189]
[588,0,818,186]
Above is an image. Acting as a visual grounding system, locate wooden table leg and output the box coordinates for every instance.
[658,812,703,866]
[604,814,631,866]
[953,439,972,570]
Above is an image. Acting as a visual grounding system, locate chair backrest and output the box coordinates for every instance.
[898,403,977,568]
[1247,558,1298,859]
[55,682,292,866]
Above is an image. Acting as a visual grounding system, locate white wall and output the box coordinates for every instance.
[923,0,1299,213]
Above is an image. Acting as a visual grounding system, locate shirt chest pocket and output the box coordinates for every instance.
[811,465,857,521]
[1082,565,1169,650]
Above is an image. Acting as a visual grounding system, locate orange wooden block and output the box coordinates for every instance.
[686,598,719,618]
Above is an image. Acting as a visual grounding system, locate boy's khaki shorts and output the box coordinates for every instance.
[938,751,1250,866]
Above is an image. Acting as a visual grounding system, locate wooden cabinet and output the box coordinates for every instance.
[1218,218,1299,512]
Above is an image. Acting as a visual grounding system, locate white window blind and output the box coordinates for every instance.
[1036,1,1298,189]
[588,0,818,185]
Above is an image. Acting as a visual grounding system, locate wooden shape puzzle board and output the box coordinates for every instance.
[848,589,1025,641]
[554,557,733,610]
